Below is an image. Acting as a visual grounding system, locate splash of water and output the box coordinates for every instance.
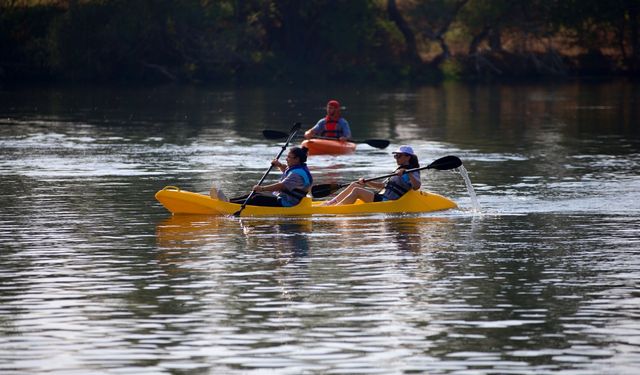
[456,164,482,213]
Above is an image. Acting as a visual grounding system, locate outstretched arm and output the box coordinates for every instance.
[253,182,285,192]
[305,120,324,139]
[304,129,317,139]
[362,179,385,190]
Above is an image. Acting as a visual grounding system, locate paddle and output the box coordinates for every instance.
[233,122,302,217]
[310,155,462,198]
[262,129,390,149]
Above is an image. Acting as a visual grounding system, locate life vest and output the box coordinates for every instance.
[320,117,343,138]
[382,166,419,201]
[278,164,313,207]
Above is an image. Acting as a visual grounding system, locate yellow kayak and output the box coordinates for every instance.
[155,186,457,217]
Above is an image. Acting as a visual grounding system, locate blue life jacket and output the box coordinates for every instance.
[382,167,419,200]
[278,164,313,207]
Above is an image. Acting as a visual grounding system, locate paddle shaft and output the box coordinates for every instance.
[309,135,389,149]
[341,164,433,190]
[234,123,301,216]
[311,155,462,198]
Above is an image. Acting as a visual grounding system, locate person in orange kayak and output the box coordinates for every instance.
[304,99,352,141]
[321,145,421,206]
[211,146,313,207]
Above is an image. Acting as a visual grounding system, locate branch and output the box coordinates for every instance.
[139,61,177,81]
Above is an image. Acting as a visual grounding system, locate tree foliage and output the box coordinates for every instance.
[0,0,638,84]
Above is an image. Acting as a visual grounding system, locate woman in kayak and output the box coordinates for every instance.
[212,146,313,207]
[322,145,421,206]
[304,99,352,141]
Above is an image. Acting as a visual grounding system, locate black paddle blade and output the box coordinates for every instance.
[262,129,288,139]
[427,155,462,170]
[263,123,302,140]
[311,183,345,198]
[364,139,390,149]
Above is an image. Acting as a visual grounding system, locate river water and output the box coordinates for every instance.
[0,82,639,374]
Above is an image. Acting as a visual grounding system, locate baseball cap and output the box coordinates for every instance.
[327,100,340,108]
[392,145,415,156]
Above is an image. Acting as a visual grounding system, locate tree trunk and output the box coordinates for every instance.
[630,1,639,71]
[469,26,490,54]
[431,36,450,67]
[426,0,469,66]
[489,27,502,52]
[387,0,421,64]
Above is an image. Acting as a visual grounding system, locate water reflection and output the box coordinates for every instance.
[156,215,226,247]
[311,215,459,254]
[156,214,459,258]
[394,216,453,253]
[240,218,312,259]
[156,216,313,258]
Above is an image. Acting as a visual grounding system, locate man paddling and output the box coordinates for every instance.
[304,99,352,141]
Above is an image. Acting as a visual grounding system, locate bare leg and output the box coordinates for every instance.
[322,182,361,206]
[333,187,375,205]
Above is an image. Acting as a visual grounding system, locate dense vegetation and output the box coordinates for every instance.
[1,0,638,85]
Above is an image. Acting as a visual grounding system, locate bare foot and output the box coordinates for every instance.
[209,186,228,201]
[209,186,218,199]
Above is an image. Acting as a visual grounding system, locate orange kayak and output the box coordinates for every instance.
[301,139,357,155]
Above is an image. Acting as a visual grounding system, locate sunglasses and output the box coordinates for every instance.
[393,153,409,159]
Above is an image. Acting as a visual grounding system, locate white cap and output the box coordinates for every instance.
[392,145,415,156]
